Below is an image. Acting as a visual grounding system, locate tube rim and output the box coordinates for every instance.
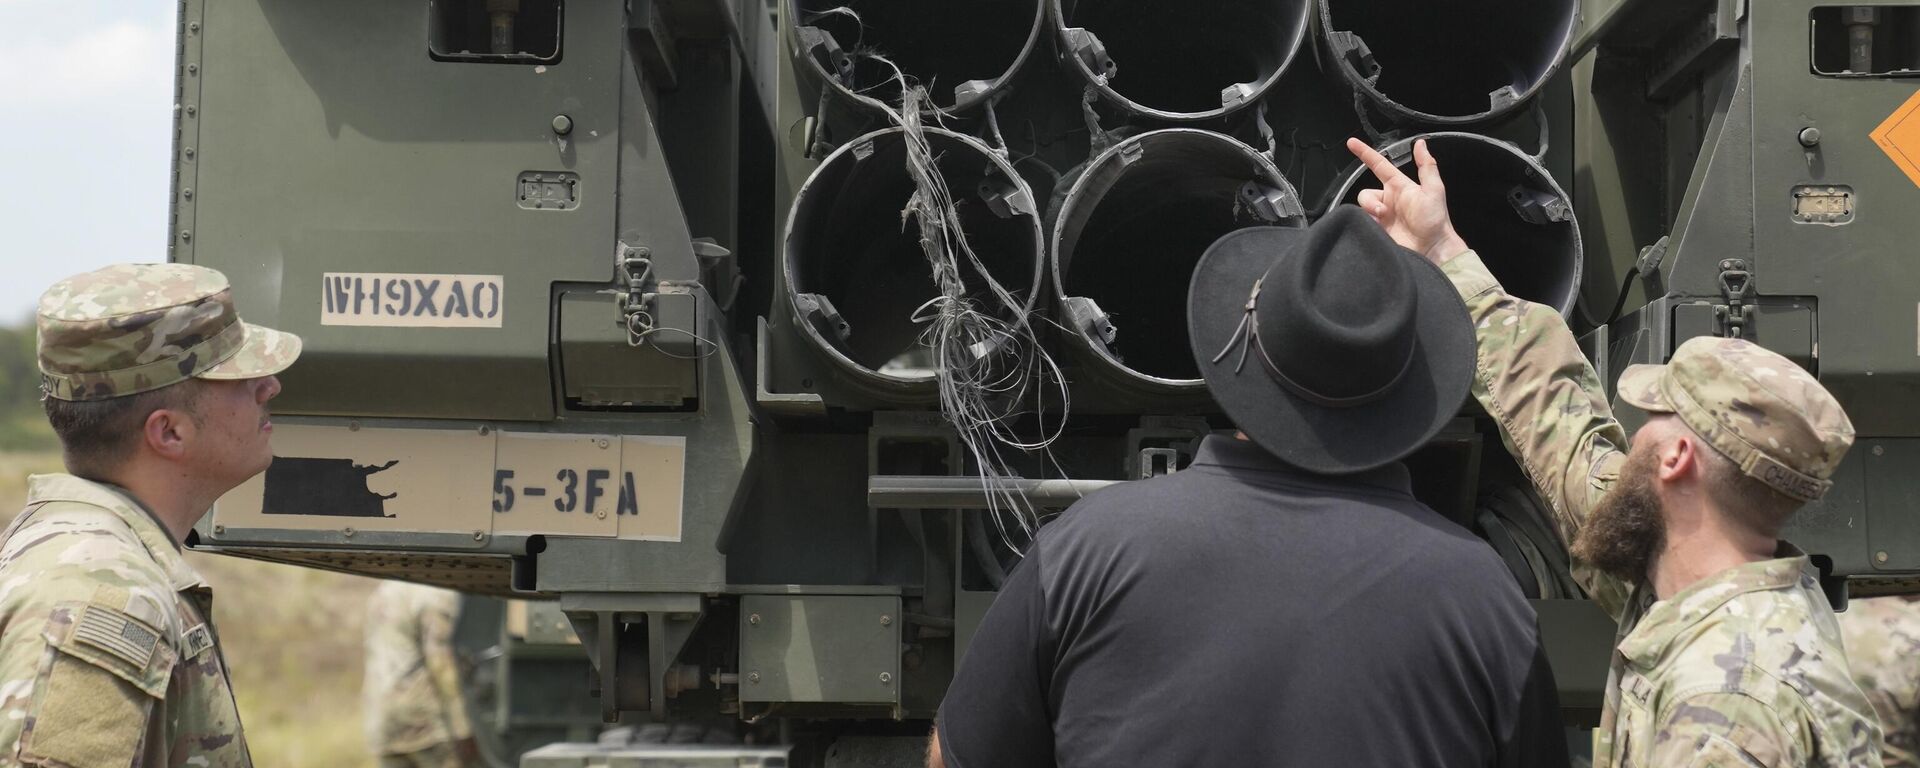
[1330,132,1584,319]
[782,126,1047,393]
[1050,128,1301,393]
[787,0,1050,115]
[1314,0,1580,126]
[1051,0,1314,122]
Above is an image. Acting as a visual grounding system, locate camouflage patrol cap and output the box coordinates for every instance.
[36,263,302,401]
[1617,336,1853,503]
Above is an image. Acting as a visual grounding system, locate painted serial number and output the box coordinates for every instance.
[321,272,504,328]
[491,469,648,515]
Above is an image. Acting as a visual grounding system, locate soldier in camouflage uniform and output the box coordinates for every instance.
[1841,597,1920,766]
[1348,138,1882,767]
[364,580,477,768]
[0,263,300,767]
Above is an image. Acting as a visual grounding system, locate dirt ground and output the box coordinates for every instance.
[0,452,380,767]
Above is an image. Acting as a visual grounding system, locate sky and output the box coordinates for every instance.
[0,1,175,326]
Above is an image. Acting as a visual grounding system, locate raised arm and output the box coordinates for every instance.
[1347,138,1633,619]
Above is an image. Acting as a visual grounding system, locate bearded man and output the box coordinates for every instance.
[1348,137,1882,767]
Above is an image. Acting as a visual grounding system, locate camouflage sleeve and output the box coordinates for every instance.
[1646,692,1808,767]
[0,588,174,766]
[1839,596,1920,765]
[419,592,472,742]
[1442,251,1634,619]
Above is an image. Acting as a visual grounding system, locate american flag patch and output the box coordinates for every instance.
[75,605,158,668]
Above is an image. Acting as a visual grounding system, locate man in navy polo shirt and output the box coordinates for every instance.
[929,207,1567,767]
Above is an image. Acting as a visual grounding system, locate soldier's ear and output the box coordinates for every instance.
[1655,434,1700,485]
[142,404,194,461]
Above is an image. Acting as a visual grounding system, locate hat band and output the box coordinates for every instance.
[1659,372,1832,503]
[1210,280,1415,409]
[40,319,248,401]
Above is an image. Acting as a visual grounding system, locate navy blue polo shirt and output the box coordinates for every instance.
[938,435,1566,767]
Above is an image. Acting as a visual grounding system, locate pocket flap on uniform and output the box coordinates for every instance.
[24,637,168,766]
[51,601,175,698]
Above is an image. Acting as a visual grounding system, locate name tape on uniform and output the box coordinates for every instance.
[321,272,504,328]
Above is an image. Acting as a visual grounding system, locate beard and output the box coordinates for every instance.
[1570,446,1667,584]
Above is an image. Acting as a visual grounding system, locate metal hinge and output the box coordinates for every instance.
[1713,258,1753,338]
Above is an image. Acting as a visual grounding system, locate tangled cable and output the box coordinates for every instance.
[815,7,1073,553]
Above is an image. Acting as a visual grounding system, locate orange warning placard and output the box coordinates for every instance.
[1872,89,1920,190]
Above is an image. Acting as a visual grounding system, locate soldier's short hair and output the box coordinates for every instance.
[43,380,204,479]
[1699,444,1803,532]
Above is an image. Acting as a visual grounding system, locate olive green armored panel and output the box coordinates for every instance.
[1572,0,1920,596]
[175,0,710,422]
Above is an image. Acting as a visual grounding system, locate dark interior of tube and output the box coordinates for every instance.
[1325,0,1576,118]
[1058,133,1280,381]
[1341,137,1579,315]
[788,133,1039,376]
[796,0,1040,109]
[1060,0,1306,114]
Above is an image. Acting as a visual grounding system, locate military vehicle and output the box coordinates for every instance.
[168,0,1920,763]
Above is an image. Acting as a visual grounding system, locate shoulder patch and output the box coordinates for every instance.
[49,596,175,698]
[75,603,159,669]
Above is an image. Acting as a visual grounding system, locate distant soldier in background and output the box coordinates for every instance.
[365,579,479,767]
[0,263,301,766]
[1843,596,1920,766]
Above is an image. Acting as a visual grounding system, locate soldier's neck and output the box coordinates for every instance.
[1649,506,1779,600]
[100,463,220,544]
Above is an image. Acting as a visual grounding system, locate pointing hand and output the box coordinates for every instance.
[1345,138,1470,266]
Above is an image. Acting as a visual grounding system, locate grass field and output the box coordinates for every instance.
[0,451,378,767]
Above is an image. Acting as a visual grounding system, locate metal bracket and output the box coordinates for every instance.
[617,242,657,346]
[1635,236,1671,278]
[646,610,703,717]
[1507,185,1574,225]
[567,594,705,721]
[1487,85,1522,115]
[978,177,1035,219]
[1714,258,1754,338]
[793,292,851,344]
[691,237,741,312]
[794,25,853,87]
[1061,28,1116,82]
[1222,81,1260,112]
[1384,139,1415,167]
[1241,181,1306,224]
[1124,416,1211,479]
[578,611,650,722]
[1136,448,1182,479]
[1325,30,1380,84]
[1062,297,1117,347]
[1631,235,1671,303]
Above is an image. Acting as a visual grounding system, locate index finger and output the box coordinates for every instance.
[1346,137,1412,188]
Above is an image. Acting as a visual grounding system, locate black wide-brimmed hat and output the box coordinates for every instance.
[1188,205,1475,474]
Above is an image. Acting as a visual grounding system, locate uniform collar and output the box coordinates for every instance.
[1616,542,1814,668]
[25,473,209,593]
[1189,434,1414,497]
